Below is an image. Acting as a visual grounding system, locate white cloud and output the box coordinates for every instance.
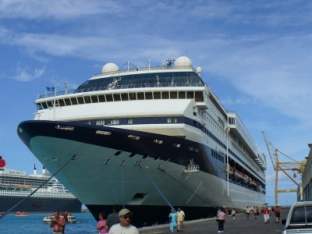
[13,66,45,82]
[0,0,122,19]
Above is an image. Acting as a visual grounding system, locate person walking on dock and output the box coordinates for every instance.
[97,211,108,234]
[273,206,281,223]
[231,209,236,220]
[262,206,270,224]
[245,206,251,219]
[177,208,185,232]
[169,208,177,233]
[108,208,139,234]
[216,207,226,233]
[254,207,260,220]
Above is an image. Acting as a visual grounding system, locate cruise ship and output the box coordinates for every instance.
[0,156,81,212]
[18,56,266,224]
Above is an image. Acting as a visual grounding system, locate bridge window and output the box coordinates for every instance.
[98,95,105,102]
[129,93,136,100]
[113,93,121,101]
[170,91,177,99]
[77,96,84,104]
[187,91,194,99]
[179,91,186,99]
[70,97,78,105]
[229,117,235,125]
[46,101,52,107]
[91,95,98,103]
[70,97,77,105]
[106,94,113,102]
[37,102,48,110]
[162,91,169,99]
[64,98,71,105]
[153,92,161,99]
[137,92,144,100]
[84,96,91,103]
[195,91,204,102]
[121,93,129,101]
[59,99,65,106]
[145,92,152,99]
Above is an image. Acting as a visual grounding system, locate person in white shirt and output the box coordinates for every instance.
[108,208,139,234]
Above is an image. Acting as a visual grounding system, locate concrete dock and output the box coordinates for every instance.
[141,213,285,234]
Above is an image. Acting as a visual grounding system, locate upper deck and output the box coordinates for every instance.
[39,67,204,100]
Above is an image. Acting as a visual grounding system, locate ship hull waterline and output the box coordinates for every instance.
[18,120,265,225]
[0,196,81,213]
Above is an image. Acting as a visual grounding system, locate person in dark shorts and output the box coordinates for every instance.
[216,207,226,233]
[273,206,281,223]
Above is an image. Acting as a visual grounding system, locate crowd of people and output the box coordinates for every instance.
[214,205,282,233]
[95,208,139,234]
[50,205,282,233]
[244,205,281,224]
[168,208,186,232]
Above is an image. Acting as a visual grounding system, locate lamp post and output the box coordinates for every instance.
[226,115,230,197]
[226,126,230,197]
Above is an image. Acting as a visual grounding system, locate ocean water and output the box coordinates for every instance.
[0,212,97,234]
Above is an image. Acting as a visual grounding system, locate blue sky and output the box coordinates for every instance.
[0,0,311,205]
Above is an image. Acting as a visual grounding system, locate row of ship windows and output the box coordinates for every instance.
[211,149,224,162]
[95,117,180,126]
[37,91,204,110]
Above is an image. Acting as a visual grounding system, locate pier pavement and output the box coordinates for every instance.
[140,213,285,234]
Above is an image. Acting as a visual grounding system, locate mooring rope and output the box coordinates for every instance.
[140,164,174,210]
[0,154,77,220]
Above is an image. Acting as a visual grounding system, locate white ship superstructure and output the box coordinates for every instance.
[18,56,266,224]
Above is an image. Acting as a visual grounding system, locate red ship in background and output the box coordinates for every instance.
[0,156,6,169]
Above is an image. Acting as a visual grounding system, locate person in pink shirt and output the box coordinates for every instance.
[216,207,226,233]
[97,212,108,234]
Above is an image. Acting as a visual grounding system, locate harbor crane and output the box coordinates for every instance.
[262,132,306,206]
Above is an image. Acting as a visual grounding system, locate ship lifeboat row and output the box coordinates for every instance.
[229,166,259,188]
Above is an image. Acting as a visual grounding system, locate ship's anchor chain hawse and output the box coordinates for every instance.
[0,154,77,220]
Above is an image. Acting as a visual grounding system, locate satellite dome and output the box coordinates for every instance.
[174,56,192,68]
[101,63,119,74]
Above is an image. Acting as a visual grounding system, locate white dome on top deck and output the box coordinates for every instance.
[174,56,192,68]
[101,63,119,74]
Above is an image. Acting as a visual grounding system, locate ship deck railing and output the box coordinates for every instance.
[38,65,201,99]
[0,189,76,198]
[38,81,204,99]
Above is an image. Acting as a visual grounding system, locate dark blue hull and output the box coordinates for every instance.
[87,204,217,226]
[0,195,81,212]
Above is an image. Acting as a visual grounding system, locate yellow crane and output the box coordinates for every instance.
[262,132,306,206]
